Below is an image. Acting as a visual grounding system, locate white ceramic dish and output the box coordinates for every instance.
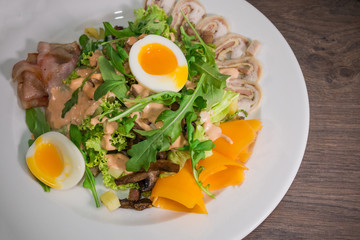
[0,0,309,239]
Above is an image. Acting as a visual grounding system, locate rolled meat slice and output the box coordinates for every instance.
[214,33,249,61]
[226,80,262,114]
[144,0,176,15]
[195,15,230,44]
[171,0,206,37]
[218,57,262,83]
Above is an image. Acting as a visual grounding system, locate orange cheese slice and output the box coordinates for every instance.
[150,161,207,214]
[214,120,262,162]
[199,150,247,191]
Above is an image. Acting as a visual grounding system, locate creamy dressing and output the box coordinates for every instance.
[106,153,131,173]
[142,103,167,123]
[104,120,119,135]
[131,103,168,130]
[200,111,222,141]
[46,86,100,129]
[101,134,116,151]
[130,84,153,98]
[169,133,187,149]
[89,50,102,67]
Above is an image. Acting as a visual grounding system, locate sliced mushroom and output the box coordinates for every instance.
[148,160,180,172]
[115,170,160,192]
[128,188,141,201]
[119,198,153,211]
[171,0,206,38]
[218,57,263,83]
[115,172,151,185]
[138,170,160,191]
[226,80,262,114]
[214,33,250,61]
[145,0,176,15]
[195,15,230,43]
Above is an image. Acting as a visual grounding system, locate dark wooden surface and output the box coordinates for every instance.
[244,0,360,239]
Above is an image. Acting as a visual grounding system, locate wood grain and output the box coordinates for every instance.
[245,0,360,239]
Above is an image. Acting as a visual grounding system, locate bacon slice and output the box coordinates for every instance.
[37,42,81,89]
[12,41,80,109]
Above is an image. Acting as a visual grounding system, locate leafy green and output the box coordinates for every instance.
[194,62,228,109]
[110,123,135,151]
[167,150,190,169]
[78,34,100,67]
[107,91,181,122]
[25,108,51,192]
[62,70,80,85]
[93,56,128,101]
[69,124,100,208]
[103,5,170,41]
[125,74,206,172]
[104,43,131,77]
[210,90,239,123]
[131,5,170,37]
[103,22,135,39]
[25,108,50,139]
[83,166,101,207]
[185,112,215,198]
[69,124,82,148]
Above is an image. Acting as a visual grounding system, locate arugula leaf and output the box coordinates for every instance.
[193,61,228,108]
[181,11,215,65]
[125,75,206,172]
[107,91,181,122]
[104,44,130,77]
[98,56,124,81]
[93,56,128,100]
[83,165,101,208]
[69,124,82,148]
[62,88,79,118]
[94,80,127,101]
[69,124,100,208]
[26,108,50,139]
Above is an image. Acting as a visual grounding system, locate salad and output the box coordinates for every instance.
[12,0,263,213]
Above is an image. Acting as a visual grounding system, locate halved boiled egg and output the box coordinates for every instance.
[26,131,85,190]
[129,35,188,92]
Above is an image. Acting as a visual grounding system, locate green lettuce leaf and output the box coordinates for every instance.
[210,90,239,123]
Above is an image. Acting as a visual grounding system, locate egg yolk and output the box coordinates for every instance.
[34,143,64,178]
[27,141,64,188]
[139,43,178,75]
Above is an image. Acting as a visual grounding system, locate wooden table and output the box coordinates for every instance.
[244,0,360,239]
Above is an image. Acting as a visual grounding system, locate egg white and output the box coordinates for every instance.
[129,35,188,92]
[26,131,85,190]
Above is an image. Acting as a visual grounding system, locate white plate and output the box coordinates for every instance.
[0,0,309,239]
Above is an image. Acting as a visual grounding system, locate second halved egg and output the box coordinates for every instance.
[129,35,188,93]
